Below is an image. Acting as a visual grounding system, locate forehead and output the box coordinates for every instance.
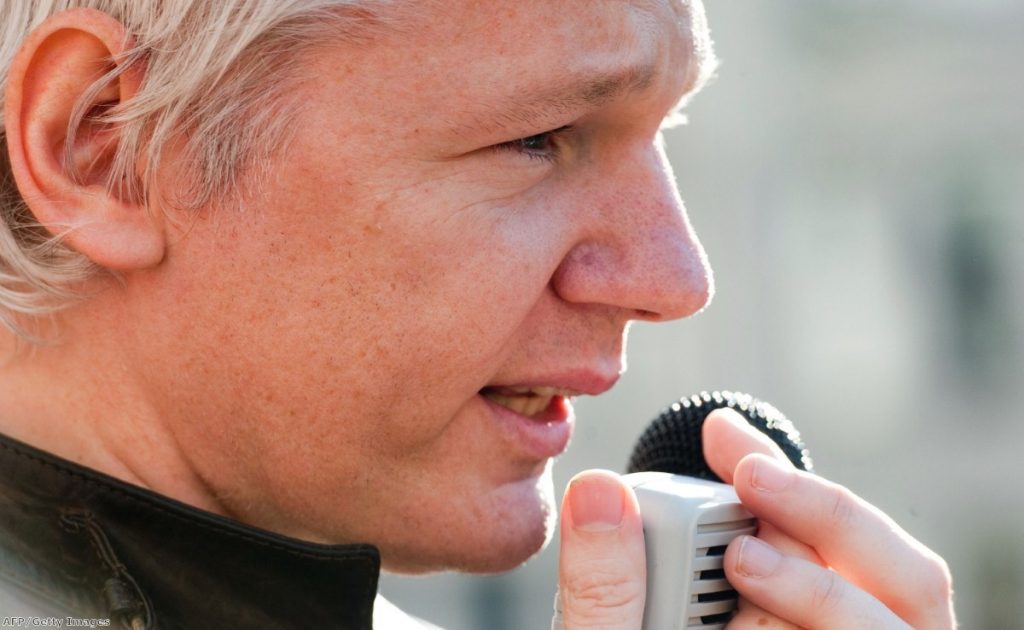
[413,0,700,78]
[339,0,709,120]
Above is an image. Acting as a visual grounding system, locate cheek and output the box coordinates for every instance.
[160,149,580,522]
[219,183,560,438]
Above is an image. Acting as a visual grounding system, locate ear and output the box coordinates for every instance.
[4,8,164,271]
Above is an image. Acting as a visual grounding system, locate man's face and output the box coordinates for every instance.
[137,0,712,572]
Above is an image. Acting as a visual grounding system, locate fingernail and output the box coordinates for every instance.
[568,472,625,532]
[751,456,794,492]
[737,536,782,578]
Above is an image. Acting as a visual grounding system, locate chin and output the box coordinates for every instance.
[380,472,557,575]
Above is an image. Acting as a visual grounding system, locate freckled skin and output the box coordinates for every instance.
[0,0,712,574]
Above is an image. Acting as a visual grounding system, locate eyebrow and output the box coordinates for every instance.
[568,64,659,108]
[462,63,663,134]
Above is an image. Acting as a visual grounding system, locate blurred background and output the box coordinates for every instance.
[382,2,1024,627]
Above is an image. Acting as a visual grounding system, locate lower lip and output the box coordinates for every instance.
[479,394,575,460]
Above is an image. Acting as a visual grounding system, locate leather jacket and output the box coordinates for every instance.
[0,432,381,629]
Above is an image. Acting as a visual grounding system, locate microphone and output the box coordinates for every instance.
[552,391,812,630]
[625,391,812,630]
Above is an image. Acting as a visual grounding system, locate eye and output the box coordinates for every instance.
[493,125,572,163]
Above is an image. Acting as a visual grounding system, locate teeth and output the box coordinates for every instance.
[482,390,558,418]
[481,385,580,418]
[488,394,550,417]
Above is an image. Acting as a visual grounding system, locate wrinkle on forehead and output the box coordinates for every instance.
[331,0,718,137]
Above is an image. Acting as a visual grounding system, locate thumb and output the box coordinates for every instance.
[555,469,646,630]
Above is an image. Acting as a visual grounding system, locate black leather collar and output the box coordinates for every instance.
[0,433,380,629]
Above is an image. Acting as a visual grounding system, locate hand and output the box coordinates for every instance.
[554,469,647,629]
[703,408,957,629]
[552,411,956,630]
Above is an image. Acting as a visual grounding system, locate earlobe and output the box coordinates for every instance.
[4,8,164,271]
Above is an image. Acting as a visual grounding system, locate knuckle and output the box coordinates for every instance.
[809,570,846,615]
[824,484,857,530]
[562,569,644,621]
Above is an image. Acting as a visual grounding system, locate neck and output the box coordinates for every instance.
[0,307,225,516]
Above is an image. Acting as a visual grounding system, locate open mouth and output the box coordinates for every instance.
[480,386,576,419]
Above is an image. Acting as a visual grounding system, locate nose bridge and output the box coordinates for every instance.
[552,142,712,322]
[618,143,693,253]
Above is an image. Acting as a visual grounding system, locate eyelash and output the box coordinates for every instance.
[493,125,573,163]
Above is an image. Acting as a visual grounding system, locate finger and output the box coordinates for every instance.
[702,409,824,568]
[729,598,802,630]
[555,469,646,630]
[756,521,825,568]
[732,455,955,629]
[703,407,793,483]
[725,535,912,630]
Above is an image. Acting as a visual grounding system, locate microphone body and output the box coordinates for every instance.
[625,472,754,629]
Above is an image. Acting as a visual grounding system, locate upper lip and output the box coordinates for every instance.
[481,369,620,398]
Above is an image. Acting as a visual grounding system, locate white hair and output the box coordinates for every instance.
[0,0,396,340]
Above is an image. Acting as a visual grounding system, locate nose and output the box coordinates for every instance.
[550,142,712,322]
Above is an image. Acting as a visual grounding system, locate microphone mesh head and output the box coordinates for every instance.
[626,390,813,480]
